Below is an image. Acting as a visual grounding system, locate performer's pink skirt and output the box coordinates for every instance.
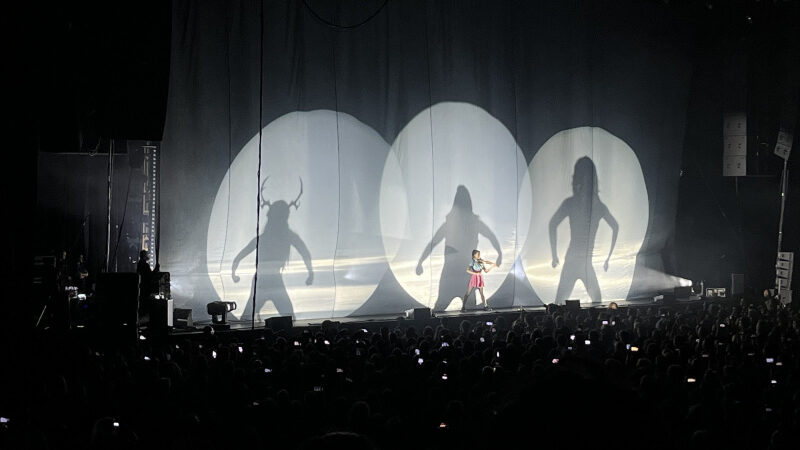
[469,273,484,288]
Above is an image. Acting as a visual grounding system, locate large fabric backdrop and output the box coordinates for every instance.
[161,0,693,322]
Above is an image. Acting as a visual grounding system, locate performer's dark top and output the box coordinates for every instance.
[137,260,152,277]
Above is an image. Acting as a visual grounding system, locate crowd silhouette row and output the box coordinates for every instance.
[5,291,800,449]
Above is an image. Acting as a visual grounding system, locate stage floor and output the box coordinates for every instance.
[166,295,703,336]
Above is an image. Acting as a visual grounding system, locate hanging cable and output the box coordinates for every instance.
[105,139,114,272]
[109,165,133,267]
[219,4,233,301]
[252,0,265,330]
[302,0,388,30]
[587,2,597,303]
[329,22,343,319]
[423,3,436,308]
[510,2,520,307]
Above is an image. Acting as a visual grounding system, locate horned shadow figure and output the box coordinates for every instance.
[231,178,313,320]
[549,157,619,304]
[415,185,502,312]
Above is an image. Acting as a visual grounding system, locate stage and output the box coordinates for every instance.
[157,295,707,339]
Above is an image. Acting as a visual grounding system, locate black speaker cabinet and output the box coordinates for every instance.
[412,307,431,321]
[150,297,174,331]
[266,315,293,332]
[94,272,140,338]
[565,300,581,311]
[674,286,692,299]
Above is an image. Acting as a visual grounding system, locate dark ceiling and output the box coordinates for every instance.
[10,0,800,153]
[5,0,800,289]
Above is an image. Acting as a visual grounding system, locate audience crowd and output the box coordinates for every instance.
[3,292,800,449]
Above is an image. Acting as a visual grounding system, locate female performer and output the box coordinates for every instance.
[462,250,495,311]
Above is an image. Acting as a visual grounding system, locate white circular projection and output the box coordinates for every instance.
[522,127,648,304]
[380,102,532,311]
[206,110,390,320]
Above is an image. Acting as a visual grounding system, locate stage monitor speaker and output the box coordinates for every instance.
[94,273,140,337]
[150,297,173,330]
[661,293,677,305]
[565,300,581,311]
[674,286,692,299]
[321,320,340,331]
[93,272,139,341]
[266,316,293,332]
[411,307,431,321]
[731,273,744,296]
[173,308,193,328]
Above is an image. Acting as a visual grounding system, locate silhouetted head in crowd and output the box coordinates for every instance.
[302,432,375,450]
[89,418,136,450]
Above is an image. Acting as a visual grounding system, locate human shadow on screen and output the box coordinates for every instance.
[415,185,502,312]
[549,157,618,304]
[231,178,313,320]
